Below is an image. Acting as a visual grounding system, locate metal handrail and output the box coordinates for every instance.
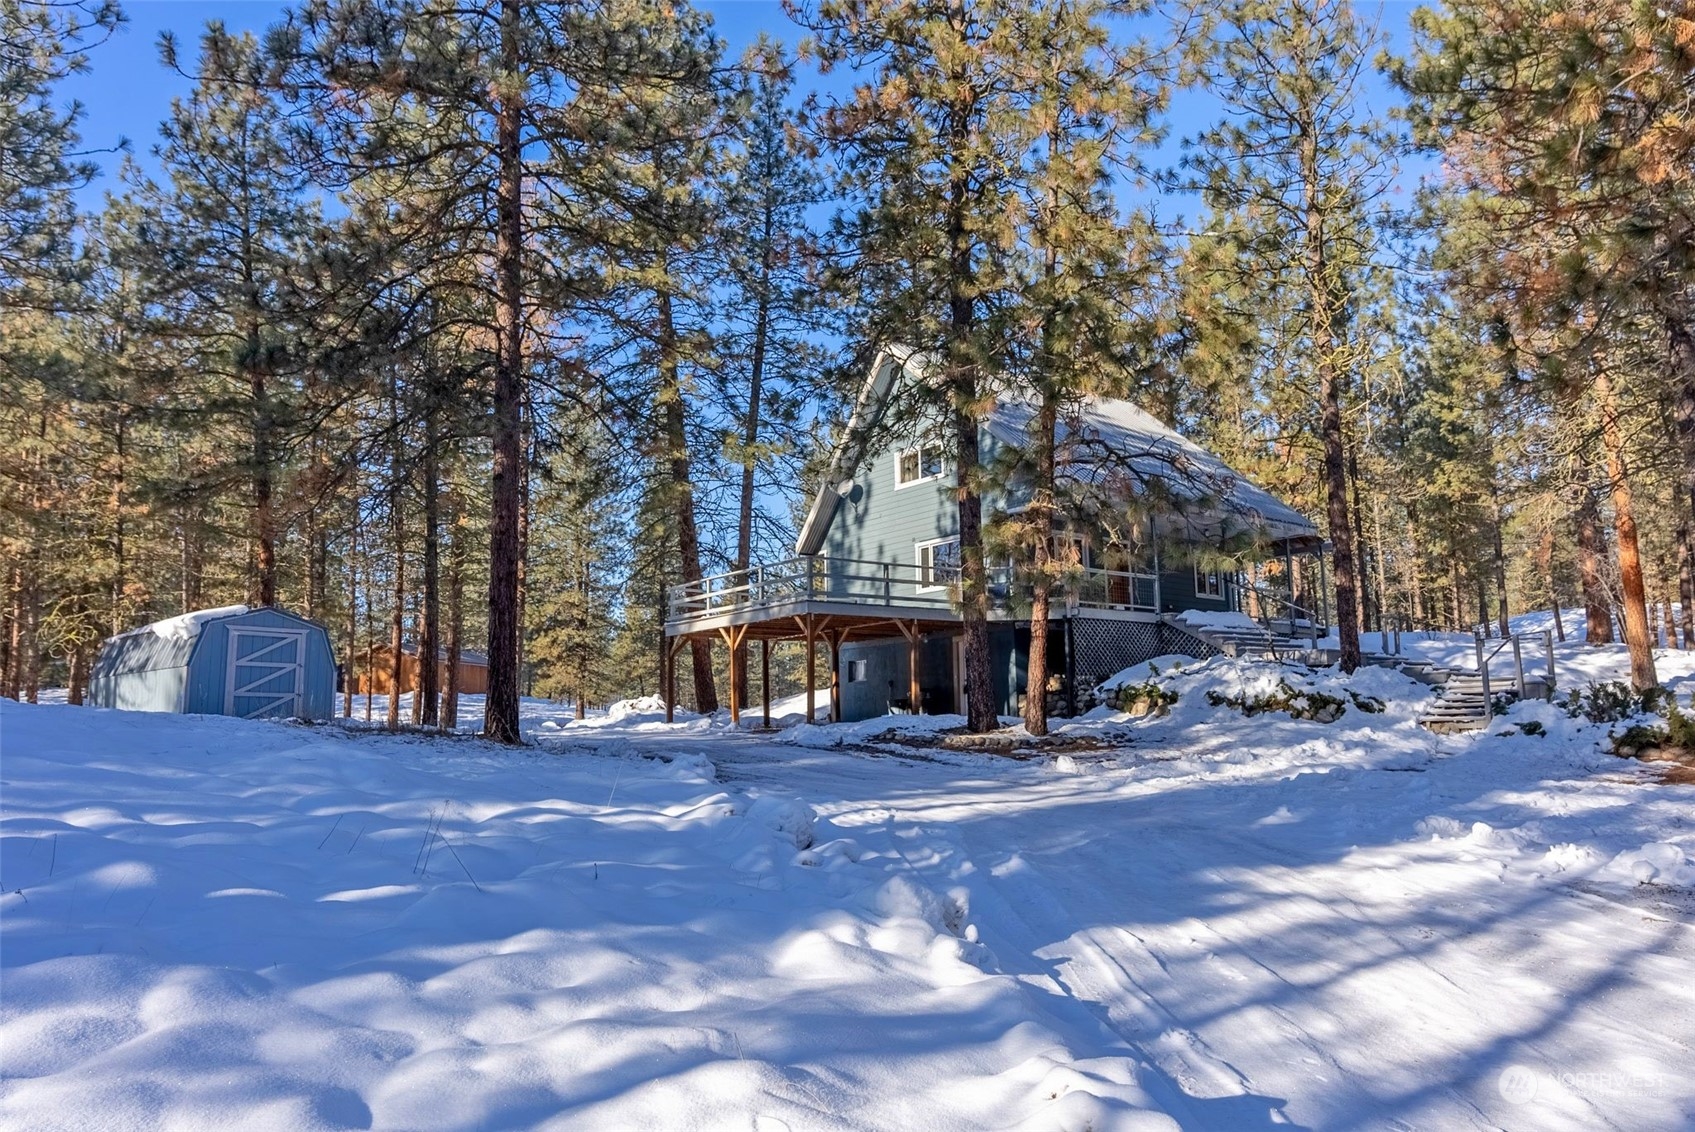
[1471,629,1556,703]
[1243,583,1324,640]
[666,555,1163,623]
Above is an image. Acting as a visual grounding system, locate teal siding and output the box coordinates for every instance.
[840,640,909,720]
[824,426,1016,578]
[825,444,957,570]
[1155,566,1238,614]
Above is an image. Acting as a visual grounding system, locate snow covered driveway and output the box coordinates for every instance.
[3,662,1694,1130]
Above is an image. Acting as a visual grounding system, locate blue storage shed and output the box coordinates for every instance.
[88,605,337,720]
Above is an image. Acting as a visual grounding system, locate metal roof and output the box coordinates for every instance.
[796,348,1320,554]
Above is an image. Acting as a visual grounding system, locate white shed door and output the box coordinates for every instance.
[226,629,306,719]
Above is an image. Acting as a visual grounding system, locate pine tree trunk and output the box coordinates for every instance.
[3,573,21,700]
[1449,551,1465,633]
[657,275,717,713]
[1490,480,1510,638]
[517,389,531,695]
[67,646,88,706]
[732,209,774,714]
[345,494,358,718]
[1348,444,1370,634]
[1596,369,1657,689]
[1576,482,1614,645]
[1679,515,1695,651]
[243,287,276,608]
[1539,524,1565,643]
[387,382,407,731]
[1370,489,1391,636]
[111,412,126,634]
[1302,127,1360,671]
[937,42,996,733]
[483,0,525,744]
[444,486,464,731]
[419,402,441,727]
[1023,398,1058,737]
[20,413,44,701]
[1404,510,1425,628]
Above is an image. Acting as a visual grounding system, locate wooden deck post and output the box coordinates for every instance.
[761,638,771,728]
[897,621,921,714]
[828,630,843,723]
[717,625,748,726]
[799,614,817,723]
[1318,550,1330,635]
[1150,515,1162,613]
[665,636,686,723]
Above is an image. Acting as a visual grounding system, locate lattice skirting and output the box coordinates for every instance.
[1065,616,1221,701]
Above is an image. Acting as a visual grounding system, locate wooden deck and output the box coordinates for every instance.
[660,555,1162,727]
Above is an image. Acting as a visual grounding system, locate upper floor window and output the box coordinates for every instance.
[1195,565,1225,599]
[896,442,945,487]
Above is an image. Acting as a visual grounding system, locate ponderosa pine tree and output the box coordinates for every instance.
[717,41,828,711]
[1398,0,1689,688]
[0,0,119,699]
[796,0,1030,732]
[271,0,722,741]
[1002,0,1163,736]
[1178,0,1398,673]
[119,27,321,610]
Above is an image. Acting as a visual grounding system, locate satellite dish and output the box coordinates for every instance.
[836,478,857,497]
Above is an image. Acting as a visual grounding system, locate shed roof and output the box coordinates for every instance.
[92,605,253,678]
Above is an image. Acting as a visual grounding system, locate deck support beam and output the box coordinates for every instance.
[761,638,771,728]
[826,628,845,723]
[664,635,688,723]
[716,625,749,725]
[896,620,922,714]
[795,614,818,723]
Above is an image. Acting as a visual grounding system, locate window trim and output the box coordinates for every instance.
[1194,564,1226,600]
[915,537,962,591]
[894,441,946,489]
[846,658,868,684]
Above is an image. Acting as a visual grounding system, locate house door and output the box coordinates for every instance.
[225,629,307,719]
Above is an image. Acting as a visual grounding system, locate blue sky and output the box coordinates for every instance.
[65,1,1426,213]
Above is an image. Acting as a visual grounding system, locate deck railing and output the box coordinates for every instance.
[665,554,1161,624]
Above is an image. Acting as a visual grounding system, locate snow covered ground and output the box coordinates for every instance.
[4,644,1693,1130]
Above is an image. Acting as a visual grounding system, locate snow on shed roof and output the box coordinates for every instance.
[93,605,260,678]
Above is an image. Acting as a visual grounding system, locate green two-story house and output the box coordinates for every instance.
[663,347,1324,724]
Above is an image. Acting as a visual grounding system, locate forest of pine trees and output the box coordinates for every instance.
[3,0,1692,739]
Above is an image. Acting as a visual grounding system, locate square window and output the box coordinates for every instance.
[1195,565,1224,598]
[896,441,944,486]
[918,539,962,588]
[846,659,867,683]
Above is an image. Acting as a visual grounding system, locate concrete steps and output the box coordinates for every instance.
[1416,673,1491,732]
